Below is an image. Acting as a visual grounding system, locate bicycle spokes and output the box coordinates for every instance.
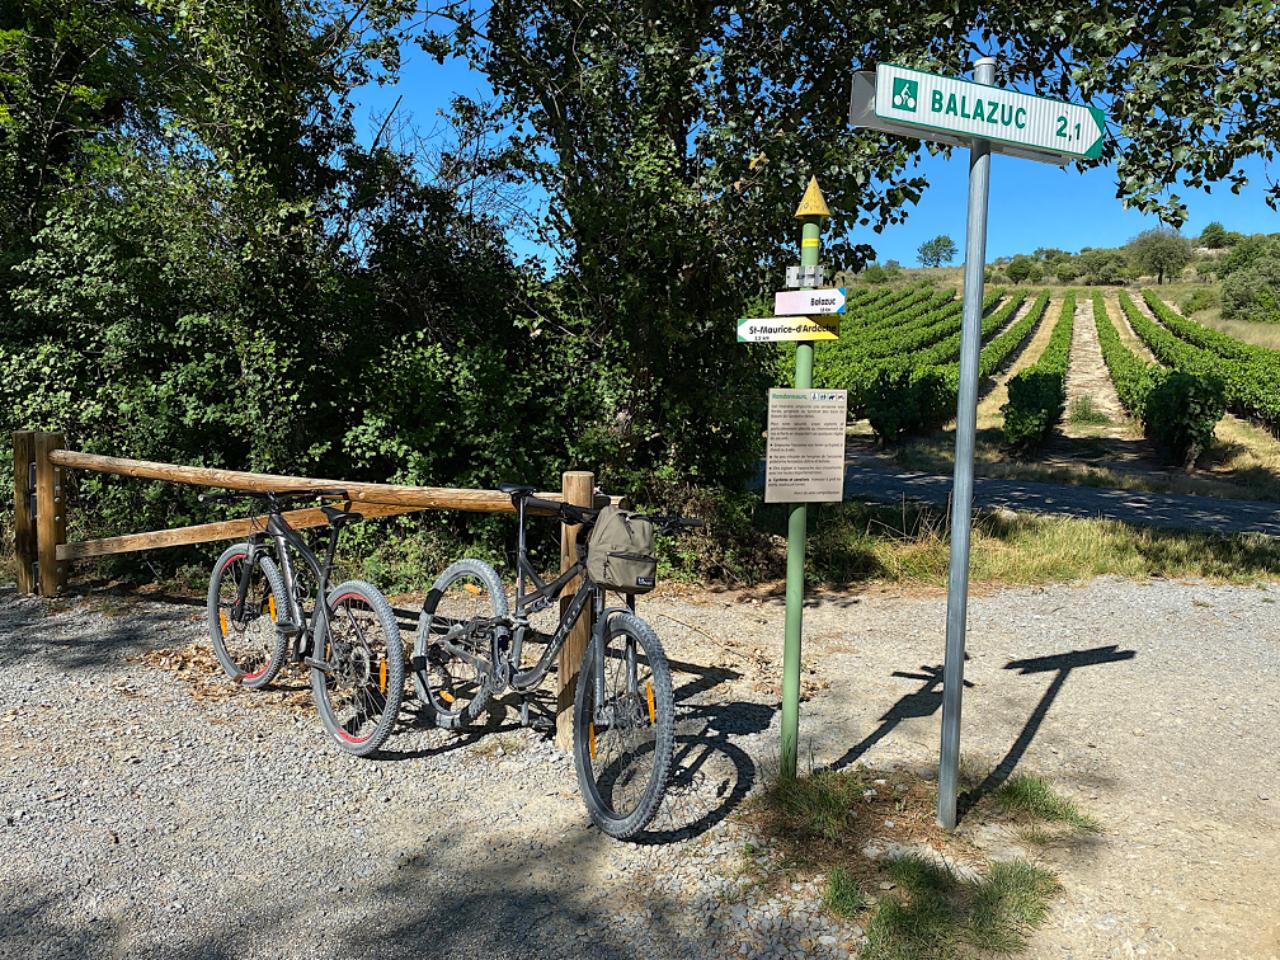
[216,554,278,680]
[320,593,393,745]
[584,639,660,817]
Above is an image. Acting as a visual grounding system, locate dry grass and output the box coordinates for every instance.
[741,764,1086,960]
[807,500,1280,587]
[1199,312,1280,350]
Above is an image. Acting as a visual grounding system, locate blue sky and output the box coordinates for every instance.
[353,51,1280,267]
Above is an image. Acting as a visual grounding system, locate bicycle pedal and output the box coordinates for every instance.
[519,701,553,732]
[303,656,332,671]
[275,620,302,636]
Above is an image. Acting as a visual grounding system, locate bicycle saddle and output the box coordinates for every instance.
[498,482,538,496]
[321,504,363,527]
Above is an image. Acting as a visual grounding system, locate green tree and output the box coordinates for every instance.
[917,234,958,267]
[1055,258,1081,283]
[1221,234,1280,278]
[0,0,580,562]
[1075,248,1132,284]
[1034,247,1068,262]
[1006,254,1036,283]
[1198,222,1228,249]
[416,0,1280,485]
[1128,228,1191,284]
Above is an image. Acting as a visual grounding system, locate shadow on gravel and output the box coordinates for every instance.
[828,661,974,773]
[958,644,1136,820]
[3,826,686,960]
[343,823,704,960]
[633,659,773,845]
[0,587,182,673]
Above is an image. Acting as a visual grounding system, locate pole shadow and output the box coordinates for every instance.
[957,644,1136,818]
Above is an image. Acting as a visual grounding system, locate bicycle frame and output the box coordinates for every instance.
[502,495,636,697]
[234,512,341,659]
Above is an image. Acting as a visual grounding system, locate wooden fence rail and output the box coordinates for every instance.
[11,431,604,746]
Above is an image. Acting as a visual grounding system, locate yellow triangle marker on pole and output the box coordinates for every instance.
[794,176,830,219]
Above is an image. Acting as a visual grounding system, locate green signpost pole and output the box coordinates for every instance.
[780,176,829,780]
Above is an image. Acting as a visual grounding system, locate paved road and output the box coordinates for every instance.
[843,460,1280,537]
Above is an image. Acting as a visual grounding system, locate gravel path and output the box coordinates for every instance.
[1061,294,1137,441]
[1,577,1277,960]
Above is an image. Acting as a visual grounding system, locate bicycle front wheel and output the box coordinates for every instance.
[206,543,289,689]
[573,612,674,839]
[412,559,507,729]
[310,580,405,757]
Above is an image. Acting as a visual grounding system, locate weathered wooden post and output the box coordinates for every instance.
[12,432,36,594]
[555,469,595,750]
[33,431,67,597]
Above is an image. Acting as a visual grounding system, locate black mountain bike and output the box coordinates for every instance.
[411,483,701,838]
[203,488,405,757]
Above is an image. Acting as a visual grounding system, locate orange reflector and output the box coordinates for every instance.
[646,682,656,724]
[439,689,456,704]
[218,610,228,637]
[588,722,597,759]
[463,583,482,595]
[379,660,387,693]
[268,595,277,621]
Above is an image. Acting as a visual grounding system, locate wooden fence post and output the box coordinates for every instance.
[12,432,36,594]
[34,432,66,597]
[555,470,595,751]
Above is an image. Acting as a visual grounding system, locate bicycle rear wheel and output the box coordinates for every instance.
[573,611,674,839]
[206,543,289,688]
[311,580,405,757]
[412,559,508,729]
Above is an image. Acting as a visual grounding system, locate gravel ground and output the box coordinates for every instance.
[1,576,1277,960]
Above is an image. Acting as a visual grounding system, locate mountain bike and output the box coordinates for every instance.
[411,483,702,838]
[203,488,405,757]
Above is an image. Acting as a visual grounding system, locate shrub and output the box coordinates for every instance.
[1098,293,1225,465]
[1222,260,1280,323]
[1003,292,1075,450]
[1179,286,1220,316]
[1143,369,1225,467]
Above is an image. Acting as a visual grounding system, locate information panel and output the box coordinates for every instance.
[764,389,848,503]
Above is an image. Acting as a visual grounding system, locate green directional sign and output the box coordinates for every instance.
[851,63,1106,163]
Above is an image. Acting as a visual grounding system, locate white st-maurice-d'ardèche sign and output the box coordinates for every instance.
[764,389,848,503]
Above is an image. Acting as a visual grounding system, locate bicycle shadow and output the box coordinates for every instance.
[632,657,774,845]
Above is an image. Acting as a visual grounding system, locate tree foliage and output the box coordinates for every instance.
[0,0,600,559]
[1198,222,1228,249]
[1128,228,1191,284]
[917,235,958,268]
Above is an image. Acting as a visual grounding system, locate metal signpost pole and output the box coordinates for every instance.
[937,56,995,829]
[780,176,829,780]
